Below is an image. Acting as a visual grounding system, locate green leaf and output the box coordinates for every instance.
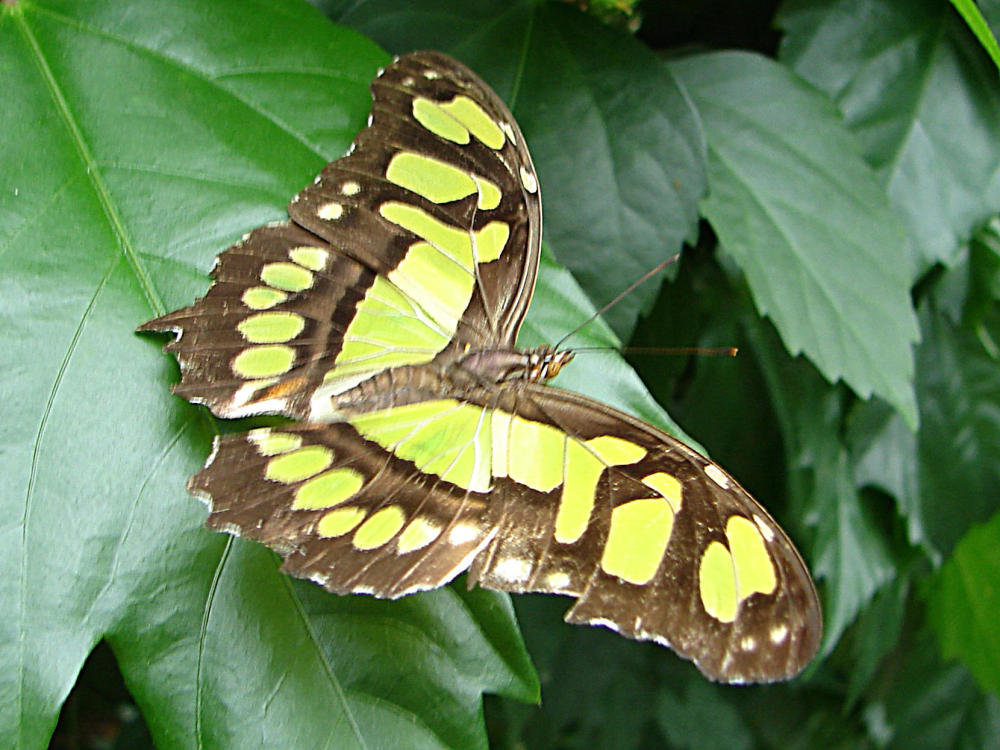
[1,1,541,747]
[321,0,707,339]
[848,298,1000,559]
[986,0,1000,36]
[878,625,1000,750]
[671,51,919,428]
[949,0,1000,72]
[656,680,752,750]
[915,302,1000,555]
[964,219,1000,354]
[779,0,1000,273]
[506,594,664,750]
[848,400,927,554]
[926,511,1000,697]
[844,573,910,705]
[731,681,864,749]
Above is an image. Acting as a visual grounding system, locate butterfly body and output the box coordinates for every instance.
[141,51,821,683]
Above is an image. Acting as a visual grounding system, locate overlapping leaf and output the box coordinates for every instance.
[671,51,919,427]
[927,511,1000,697]
[779,0,1000,274]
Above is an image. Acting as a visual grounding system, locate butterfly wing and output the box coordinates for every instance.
[139,51,541,419]
[192,423,498,598]
[190,381,820,683]
[469,383,822,683]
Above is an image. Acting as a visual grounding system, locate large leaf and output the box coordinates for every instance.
[670,51,919,428]
[1,2,544,747]
[778,0,1000,274]
[926,511,1000,697]
[318,0,707,339]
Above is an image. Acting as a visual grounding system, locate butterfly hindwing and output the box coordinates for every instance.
[192,423,497,598]
[468,384,821,683]
[188,381,818,682]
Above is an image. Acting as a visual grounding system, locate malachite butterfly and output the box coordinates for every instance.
[140,50,821,683]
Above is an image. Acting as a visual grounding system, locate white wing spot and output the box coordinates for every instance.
[500,121,516,144]
[493,558,531,583]
[423,69,440,80]
[309,572,329,586]
[740,635,757,651]
[588,617,621,634]
[770,624,789,644]
[545,571,571,590]
[448,523,479,545]
[754,514,776,542]
[704,463,730,488]
[318,202,343,221]
[401,76,415,87]
[519,166,537,194]
[340,181,361,196]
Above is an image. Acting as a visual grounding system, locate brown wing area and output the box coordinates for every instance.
[138,222,372,419]
[190,424,498,598]
[140,51,542,418]
[467,384,822,684]
[288,50,541,348]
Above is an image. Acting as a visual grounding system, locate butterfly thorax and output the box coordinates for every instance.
[315,346,573,422]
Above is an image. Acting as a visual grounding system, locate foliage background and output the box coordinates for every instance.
[3,0,1000,747]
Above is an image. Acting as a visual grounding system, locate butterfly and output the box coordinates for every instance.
[140,50,821,683]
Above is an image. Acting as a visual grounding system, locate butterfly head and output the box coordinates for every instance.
[525,346,574,382]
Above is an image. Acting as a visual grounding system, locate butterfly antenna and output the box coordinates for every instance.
[572,345,739,357]
[554,252,680,350]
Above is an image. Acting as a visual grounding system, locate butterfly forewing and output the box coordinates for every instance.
[140,51,541,419]
[142,50,821,683]
[137,222,377,418]
[288,50,541,349]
